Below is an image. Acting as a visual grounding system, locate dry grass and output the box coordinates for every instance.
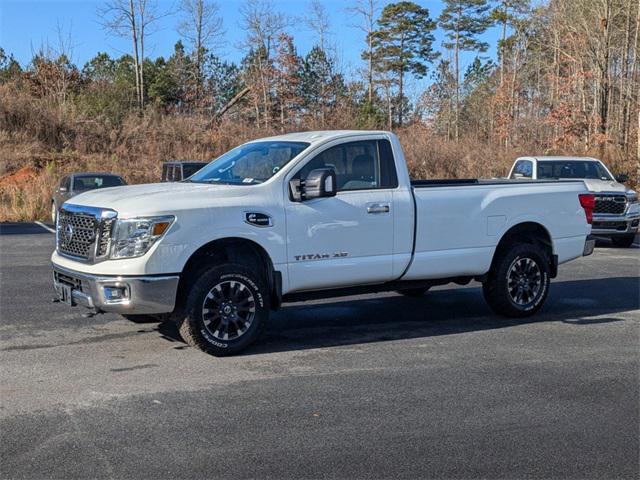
[0,83,638,222]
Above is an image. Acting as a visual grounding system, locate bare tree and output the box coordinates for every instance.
[178,0,225,96]
[98,0,166,109]
[239,0,289,127]
[305,0,331,51]
[348,0,380,104]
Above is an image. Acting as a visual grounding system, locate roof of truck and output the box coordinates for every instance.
[253,130,391,144]
[517,156,601,162]
[70,172,124,178]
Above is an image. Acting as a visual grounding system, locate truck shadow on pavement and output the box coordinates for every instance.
[155,276,639,355]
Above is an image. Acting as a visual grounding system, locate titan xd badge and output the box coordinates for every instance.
[294,252,348,261]
[245,212,273,227]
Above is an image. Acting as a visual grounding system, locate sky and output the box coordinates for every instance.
[0,0,501,94]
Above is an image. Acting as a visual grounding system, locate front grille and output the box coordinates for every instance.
[57,211,97,258]
[97,217,115,256]
[594,195,626,215]
[54,271,83,291]
[57,207,117,261]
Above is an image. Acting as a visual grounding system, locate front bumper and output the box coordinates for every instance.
[591,211,640,236]
[52,263,179,314]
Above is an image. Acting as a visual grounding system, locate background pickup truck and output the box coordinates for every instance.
[508,156,639,247]
[52,131,595,356]
[161,161,207,182]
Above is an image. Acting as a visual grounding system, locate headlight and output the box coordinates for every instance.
[110,216,174,259]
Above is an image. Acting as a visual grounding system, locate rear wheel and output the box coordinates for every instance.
[611,235,636,248]
[178,263,269,356]
[483,243,550,318]
[396,287,430,297]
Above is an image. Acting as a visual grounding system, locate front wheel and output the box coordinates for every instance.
[483,243,551,318]
[611,235,636,248]
[178,264,269,356]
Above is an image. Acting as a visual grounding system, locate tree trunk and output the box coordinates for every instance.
[196,0,203,101]
[618,0,632,147]
[624,1,640,153]
[454,9,460,143]
[499,1,507,87]
[129,0,142,110]
[398,35,404,127]
[138,0,145,109]
[598,0,611,140]
[368,33,373,104]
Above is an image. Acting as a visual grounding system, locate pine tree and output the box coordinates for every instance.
[300,46,344,126]
[491,0,529,86]
[439,0,492,141]
[370,1,437,126]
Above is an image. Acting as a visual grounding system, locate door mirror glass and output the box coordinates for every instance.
[290,168,337,201]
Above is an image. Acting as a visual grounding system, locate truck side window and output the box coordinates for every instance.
[378,139,398,188]
[62,177,71,190]
[512,160,533,178]
[295,139,398,191]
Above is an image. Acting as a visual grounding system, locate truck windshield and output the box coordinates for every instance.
[189,141,310,185]
[537,161,613,181]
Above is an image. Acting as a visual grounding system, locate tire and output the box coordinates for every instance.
[121,314,162,323]
[482,243,551,318]
[396,287,430,297]
[177,263,269,356]
[611,235,636,248]
[51,202,57,223]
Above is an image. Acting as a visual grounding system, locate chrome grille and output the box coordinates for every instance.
[97,217,115,256]
[56,206,117,262]
[57,211,97,258]
[594,195,627,215]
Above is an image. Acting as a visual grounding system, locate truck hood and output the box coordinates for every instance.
[579,179,627,193]
[64,182,253,216]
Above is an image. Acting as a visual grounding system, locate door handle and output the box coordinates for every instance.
[367,203,390,214]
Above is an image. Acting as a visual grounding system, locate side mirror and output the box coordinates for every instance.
[290,168,337,201]
[59,187,68,193]
[615,173,629,183]
[512,173,524,179]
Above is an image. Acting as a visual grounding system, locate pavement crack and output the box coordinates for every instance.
[110,363,159,372]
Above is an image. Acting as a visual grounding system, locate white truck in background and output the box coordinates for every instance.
[509,156,639,247]
[52,131,595,356]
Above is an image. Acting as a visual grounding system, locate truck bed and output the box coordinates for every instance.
[410,178,584,187]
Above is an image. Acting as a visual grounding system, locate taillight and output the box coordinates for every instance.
[579,193,595,224]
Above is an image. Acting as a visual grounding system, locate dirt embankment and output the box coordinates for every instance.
[0,166,39,190]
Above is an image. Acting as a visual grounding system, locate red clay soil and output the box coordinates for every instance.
[0,166,39,189]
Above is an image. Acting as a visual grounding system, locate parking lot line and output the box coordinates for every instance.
[35,221,55,234]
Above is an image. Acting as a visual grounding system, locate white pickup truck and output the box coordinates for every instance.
[52,131,595,356]
[508,156,639,247]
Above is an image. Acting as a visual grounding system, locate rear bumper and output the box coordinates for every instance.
[52,263,179,314]
[583,236,596,256]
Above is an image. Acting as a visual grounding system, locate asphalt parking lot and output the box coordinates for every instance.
[0,223,638,479]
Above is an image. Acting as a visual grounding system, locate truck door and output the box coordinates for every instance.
[285,138,398,292]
